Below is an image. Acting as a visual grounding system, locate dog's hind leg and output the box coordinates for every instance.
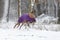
[17,23,20,28]
[14,23,19,28]
[19,23,24,29]
[14,23,20,28]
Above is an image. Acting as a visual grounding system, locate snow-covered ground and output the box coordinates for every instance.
[0,14,60,40]
[0,28,60,40]
[0,21,60,40]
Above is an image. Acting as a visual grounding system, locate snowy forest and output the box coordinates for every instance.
[0,0,60,30]
[0,0,60,40]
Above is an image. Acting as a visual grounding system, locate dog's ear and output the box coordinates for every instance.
[29,13,35,18]
[30,10,35,14]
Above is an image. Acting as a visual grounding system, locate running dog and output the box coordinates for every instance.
[14,11,36,29]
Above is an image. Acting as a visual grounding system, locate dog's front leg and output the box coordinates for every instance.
[27,22,30,28]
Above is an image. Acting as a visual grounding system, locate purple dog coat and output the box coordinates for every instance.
[18,13,36,23]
